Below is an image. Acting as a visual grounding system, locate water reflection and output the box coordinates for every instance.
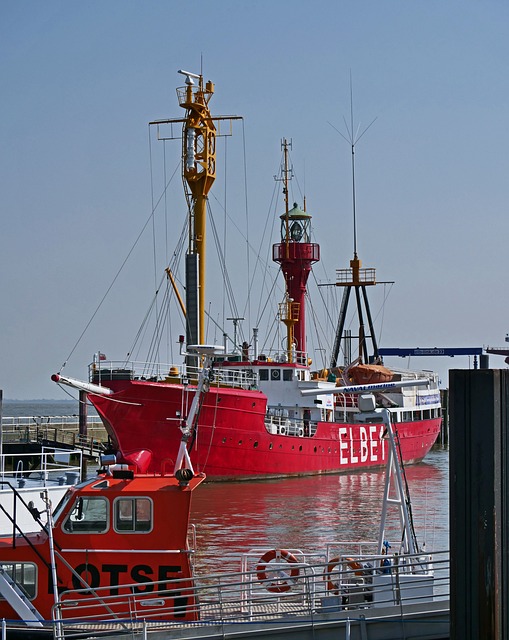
[190,448,449,573]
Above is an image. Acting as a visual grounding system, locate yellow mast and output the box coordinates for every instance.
[150,71,241,351]
[178,71,217,345]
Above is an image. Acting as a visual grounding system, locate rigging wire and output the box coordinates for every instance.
[58,143,182,373]
[208,201,245,347]
[150,127,160,363]
[241,119,251,332]
[129,217,189,366]
[222,135,228,336]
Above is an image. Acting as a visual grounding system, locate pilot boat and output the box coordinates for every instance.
[0,372,449,638]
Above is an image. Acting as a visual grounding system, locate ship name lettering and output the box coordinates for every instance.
[349,429,358,463]
[338,425,383,465]
[338,427,348,464]
[70,564,182,594]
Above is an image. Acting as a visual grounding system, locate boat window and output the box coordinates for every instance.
[52,480,93,524]
[114,497,152,533]
[258,369,269,381]
[0,563,37,600]
[63,496,108,533]
[283,369,293,381]
[270,369,281,381]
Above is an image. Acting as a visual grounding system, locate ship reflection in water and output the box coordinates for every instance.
[191,448,449,573]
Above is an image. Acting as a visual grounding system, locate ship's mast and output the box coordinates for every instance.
[273,139,320,363]
[150,70,241,355]
[324,79,391,369]
[329,119,379,368]
[178,71,216,348]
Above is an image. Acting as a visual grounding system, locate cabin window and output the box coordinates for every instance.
[259,369,269,381]
[114,497,152,533]
[270,369,281,381]
[63,496,108,533]
[283,369,293,382]
[0,563,36,599]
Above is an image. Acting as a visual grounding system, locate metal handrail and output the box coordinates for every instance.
[40,550,450,638]
[0,424,103,455]
[1,416,103,429]
[0,450,82,485]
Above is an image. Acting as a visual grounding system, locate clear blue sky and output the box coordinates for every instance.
[2,1,508,400]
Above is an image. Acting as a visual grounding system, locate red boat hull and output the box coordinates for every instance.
[90,380,441,480]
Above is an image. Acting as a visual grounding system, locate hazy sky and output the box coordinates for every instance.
[2,1,509,400]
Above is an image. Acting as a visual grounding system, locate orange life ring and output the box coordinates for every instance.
[346,558,364,576]
[256,549,299,593]
[325,556,341,593]
[325,557,365,593]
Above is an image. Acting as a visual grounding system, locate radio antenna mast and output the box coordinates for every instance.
[328,72,377,258]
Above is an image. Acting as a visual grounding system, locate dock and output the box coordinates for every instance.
[0,415,108,458]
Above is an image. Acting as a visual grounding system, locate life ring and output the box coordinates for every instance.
[256,549,299,593]
[346,558,364,576]
[325,557,365,593]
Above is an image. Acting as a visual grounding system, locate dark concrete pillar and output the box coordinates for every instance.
[449,369,509,639]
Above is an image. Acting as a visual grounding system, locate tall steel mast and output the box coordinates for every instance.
[150,70,240,353]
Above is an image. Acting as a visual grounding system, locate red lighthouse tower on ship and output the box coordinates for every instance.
[272,140,319,362]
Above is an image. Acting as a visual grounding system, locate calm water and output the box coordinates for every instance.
[3,401,449,572]
[190,447,449,573]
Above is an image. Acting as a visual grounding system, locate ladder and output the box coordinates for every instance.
[0,565,44,626]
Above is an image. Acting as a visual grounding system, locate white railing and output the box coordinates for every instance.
[264,415,317,437]
[1,416,103,429]
[39,549,449,638]
[0,449,82,487]
[89,360,259,390]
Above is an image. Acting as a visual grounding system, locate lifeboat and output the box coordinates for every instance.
[348,364,394,385]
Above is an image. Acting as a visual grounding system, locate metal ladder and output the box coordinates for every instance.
[0,565,44,627]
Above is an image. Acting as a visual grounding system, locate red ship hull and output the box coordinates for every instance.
[90,380,441,481]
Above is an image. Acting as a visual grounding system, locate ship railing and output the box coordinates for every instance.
[45,550,449,637]
[264,415,318,437]
[0,449,82,487]
[1,415,103,429]
[248,348,309,366]
[336,267,376,285]
[0,423,104,457]
[88,360,259,390]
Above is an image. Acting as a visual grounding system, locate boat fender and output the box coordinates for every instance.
[256,549,299,593]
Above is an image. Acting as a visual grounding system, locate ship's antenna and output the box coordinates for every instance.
[328,73,377,258]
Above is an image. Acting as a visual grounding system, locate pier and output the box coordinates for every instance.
[0,415,107,458]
